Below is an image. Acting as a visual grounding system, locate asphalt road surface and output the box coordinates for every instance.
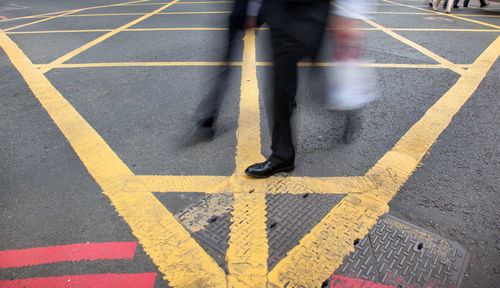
[1,0,499,287]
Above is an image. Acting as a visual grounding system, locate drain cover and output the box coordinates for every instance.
[329,215,469,288]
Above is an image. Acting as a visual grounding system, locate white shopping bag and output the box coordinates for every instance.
[326,59,377,111]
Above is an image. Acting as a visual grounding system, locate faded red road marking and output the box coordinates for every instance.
[0,242,137,268]
[330,275,397,288]
[0,16,7,20]
[0,273,157,288]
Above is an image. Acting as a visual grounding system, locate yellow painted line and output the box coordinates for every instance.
[333,3,465,75]
[365,36,500,203]
[127,27,229,31]
[40,0,181,74]
[0,11,64,22]
[437,12,500,29]
[286,176,377,194]
[383,0,500,29]
[135,175,229,192]
[177,1,233,3]
[40,62,464,70]
[3,0,148,32]
[227,191,269,287]
[268,194,388,286]
[7,29,113,34]
[3,11,83,32]
[453,14,500,18]
[258,62,472,69]
[139,174,362,195]
[159,11,231,14]
[122,3,169,5]
[389,28,500,32]
[0,27,228,288]
[7,27,498,35]
[361,18,466,75]
[366,11,434,14]
[268,36,500,287]
[102,188,227,287]
[226,29,268,287]
[60,13,147,17]
[37,62,242,69]
[0,30,133,190]
[233,29,264,174]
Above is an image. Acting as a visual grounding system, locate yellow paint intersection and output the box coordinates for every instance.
[1,0,499,286]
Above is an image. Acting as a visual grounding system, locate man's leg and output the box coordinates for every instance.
[189,0,248,141]
[245,33,303,178]
[268,50,301,164]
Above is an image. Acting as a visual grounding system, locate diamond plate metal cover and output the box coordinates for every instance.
[186,189,344,271]
[330,215,469,288]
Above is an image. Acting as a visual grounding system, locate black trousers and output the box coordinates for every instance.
[262,0,329,164]
[194,0,248,127]
[268,31,306,164]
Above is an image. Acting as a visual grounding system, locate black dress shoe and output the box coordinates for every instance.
[245,160,294,178]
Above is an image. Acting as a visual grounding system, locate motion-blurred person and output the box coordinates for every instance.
[186,0,261,143]
[245,0,364,178]
[463,0,488,7]
[442,0,461,9]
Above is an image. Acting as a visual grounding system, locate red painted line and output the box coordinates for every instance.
[0,242,137,268]
[0,16,8,20]
[0,273,157,288]
[330,275,398,288]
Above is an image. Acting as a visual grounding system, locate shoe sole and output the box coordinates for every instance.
[245,165,294,179]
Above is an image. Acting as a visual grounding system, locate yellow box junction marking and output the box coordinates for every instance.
[383,0,500,29]
[2,0,149,32]
[39,0,182,74]
[1,0,499,286]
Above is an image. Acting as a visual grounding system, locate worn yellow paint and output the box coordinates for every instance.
[136,175,228,192]
[268,36,500,287]
[268,194,388,287]
[3,0,148,32]
[285,176,376,195]
[0,27,228,288]
[227,191,269,288]
[36,62,241,70]
[226,29,268,288]
[103,188,227,287]
[383,0,500,29]
[40,0,181,74]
